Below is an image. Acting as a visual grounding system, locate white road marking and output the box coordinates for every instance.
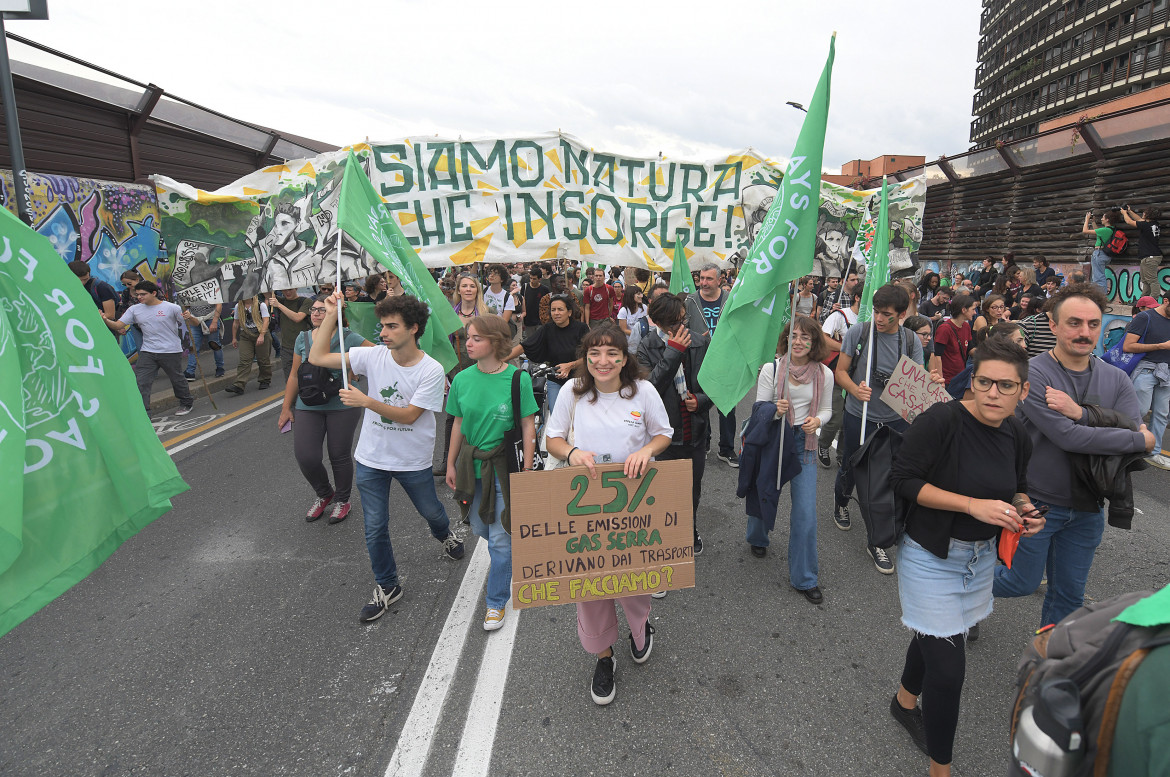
[385,542,490,777]
[450,598,520,777]
[166,399,282,456]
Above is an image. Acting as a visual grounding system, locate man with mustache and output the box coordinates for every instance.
[993,283,1155,627]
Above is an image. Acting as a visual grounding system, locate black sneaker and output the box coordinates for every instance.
[750,545,767,558]
[818,448,832,469]
[967,623,980,642]
[868,545,895,575]
[591,654,616,705]
[889,695,929,755]
[442,532,465,560]
[833,503,851,531]
[795,585,823,604]
[694,534,704,555]
[184,373,195,382]
[716,451,739,468]
[258,381,271,390]
[214,369,225,378]
[224,385,244,395]
[630,624,655,664]
[359,584,403,622]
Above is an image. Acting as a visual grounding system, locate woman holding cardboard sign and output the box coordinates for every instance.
[545,326,673,706]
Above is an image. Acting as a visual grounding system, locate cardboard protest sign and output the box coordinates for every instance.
[879,354,952,423]
[509,460,695,609]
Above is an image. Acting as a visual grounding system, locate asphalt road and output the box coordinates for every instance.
[2,386,1168,777]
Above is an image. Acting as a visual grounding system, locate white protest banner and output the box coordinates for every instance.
[879,354,953,423]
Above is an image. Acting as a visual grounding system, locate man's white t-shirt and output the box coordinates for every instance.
[347,346,447,471]
[822,307,858,342]
[120,301,185,353]
[483,286,516,317]
[545,379,673,462]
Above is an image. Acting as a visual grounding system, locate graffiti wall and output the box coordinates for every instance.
[0,170,171,296]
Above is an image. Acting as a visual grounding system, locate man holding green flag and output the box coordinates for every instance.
[830,179,924,574]
[698,36,836,415]
[335,150,461,372]
[0,206,189,638]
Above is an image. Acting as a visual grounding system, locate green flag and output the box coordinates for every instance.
[857,177,890,323]
[336,150,461,371]
[0,206,189,638]
[697,36,836,414]
[668,237,695,296]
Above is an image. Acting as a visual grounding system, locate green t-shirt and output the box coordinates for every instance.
[278,295,315,350]
[446,364,538,477]
[1108,643,1170,777]
[1094,226,1113,248]
[293,328,368,412]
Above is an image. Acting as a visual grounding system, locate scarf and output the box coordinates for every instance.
[775,355,823,451]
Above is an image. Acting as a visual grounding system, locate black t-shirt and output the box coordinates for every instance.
[521,320,589,383]
[85,277,118,311]
[950,406,1023,541]
[1136,220,1162,258]
[523,283,549,326]
[918,298,947,323]
[1126,308,1170,366]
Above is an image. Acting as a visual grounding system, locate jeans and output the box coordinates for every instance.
[467,476,511,609]
[745,435,818,589]
[1090,247,1110,293]
[186,326,224,374]
[993,499,1105,627]
[1132,364,1169,452]
[355,462,452,590]
[546,380,563,417]
[135,350,193,412]
[717,407,737,457]
[834,411,908,511]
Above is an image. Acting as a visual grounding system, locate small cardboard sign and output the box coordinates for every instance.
[509,460,695,609]
[879,354,952,423]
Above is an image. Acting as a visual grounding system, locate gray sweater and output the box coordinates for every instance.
[1017,352,1146,507]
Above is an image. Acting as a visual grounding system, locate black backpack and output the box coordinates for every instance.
[1102,228,1129,257]
[296,331,342,406]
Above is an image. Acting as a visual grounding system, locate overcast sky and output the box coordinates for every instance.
[8,0,983,170]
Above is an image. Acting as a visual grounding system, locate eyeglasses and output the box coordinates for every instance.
[310,307,327,313]
[971,375,1021,395]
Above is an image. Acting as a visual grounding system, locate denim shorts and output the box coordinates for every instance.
[897,535,996,638]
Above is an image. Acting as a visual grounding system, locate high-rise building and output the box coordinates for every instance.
[971,0,1170,148]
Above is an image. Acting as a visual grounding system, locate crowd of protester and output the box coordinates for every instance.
[80,219,1170,775]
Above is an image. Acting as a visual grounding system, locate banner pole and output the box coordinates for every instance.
[335,227,349,390]
[859,316,875,445]
[777,280,800,489]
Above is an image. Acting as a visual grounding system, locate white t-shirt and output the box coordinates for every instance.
[347,346,447,471]
[483,286,515,317]
[120,301,185,353]
[545,379,673,462]
[617,304,648,351]
[822,307,858,341]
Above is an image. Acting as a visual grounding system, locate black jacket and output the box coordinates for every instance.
[1070,405,1149,529]
[636,327,712,448]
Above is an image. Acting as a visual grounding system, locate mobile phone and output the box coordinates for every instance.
[280,420,292,434]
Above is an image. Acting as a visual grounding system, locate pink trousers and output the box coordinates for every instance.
[576,595,652,654]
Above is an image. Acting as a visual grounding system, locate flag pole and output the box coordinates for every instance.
[858,175,890,447]
[335,227,349,390]
[777,280,800,488]
[859,315,875,445]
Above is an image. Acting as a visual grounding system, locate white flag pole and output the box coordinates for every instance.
[335,228,349,390]
[777,280,800,489]
[858,315,875,445]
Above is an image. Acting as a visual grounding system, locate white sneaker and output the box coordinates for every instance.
[483,607,506,631]
[1145,453,1170,471]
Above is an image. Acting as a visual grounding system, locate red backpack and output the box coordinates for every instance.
[1102,228,1129,257]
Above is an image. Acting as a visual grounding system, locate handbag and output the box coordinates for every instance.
[546,382,579,470]
[502,369,526,473]
[1100,312,1149,376]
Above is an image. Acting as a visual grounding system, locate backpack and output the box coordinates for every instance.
[1009,591,1170,777]
[296,331,342,406]
[1102,228,1129,257]
[847,324,910,388]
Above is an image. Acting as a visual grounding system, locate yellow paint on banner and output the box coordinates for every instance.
[195,190,248,204]
[643,251,665,271]
[604,229,628,248]
[578,239,595,256]
[540,244,560,260]
[297,162,317,178]
[242,187,268,196]
[512,220,548,248]
[724,154,761,170]
[399,212,417,225]
[619,196,647,204]
[544,176,565,189]
[639,168,666,187]
[262,164,291,174]
[470,216,498,236]
[450,234,493,265]
[545,149,563,173]
[732,205,744,219]
[477,181,499,192]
